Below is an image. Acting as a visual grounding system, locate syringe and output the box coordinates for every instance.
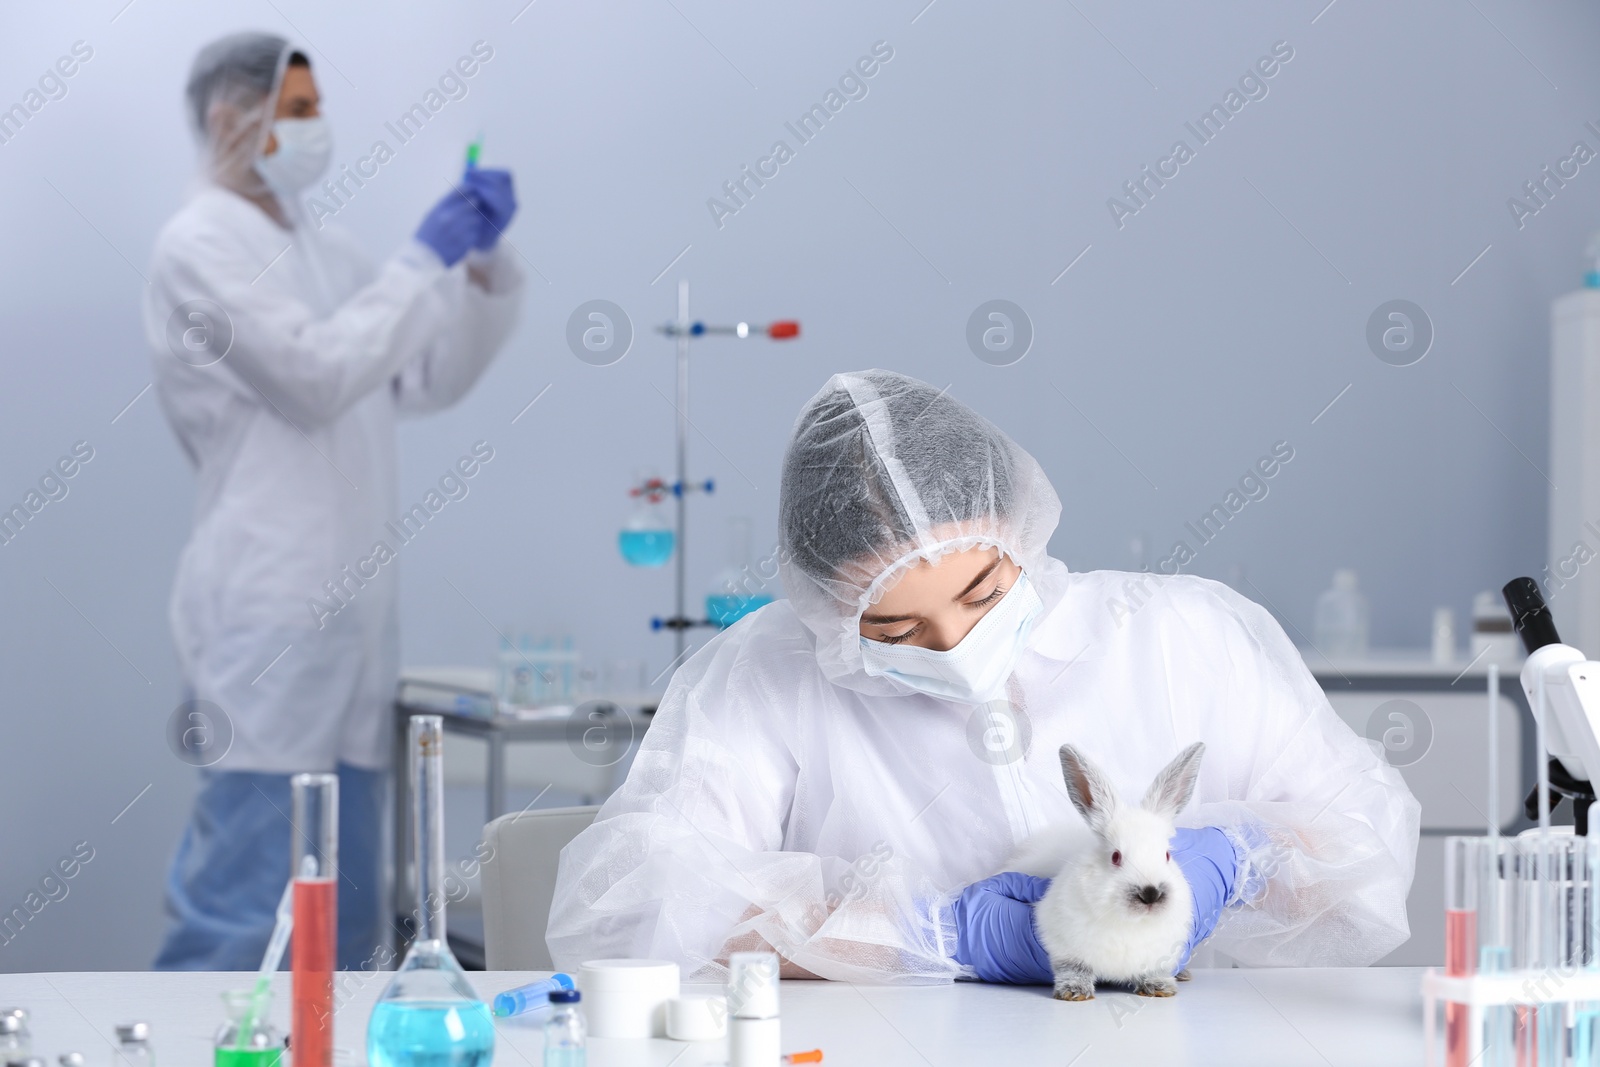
[492,973,575,1017]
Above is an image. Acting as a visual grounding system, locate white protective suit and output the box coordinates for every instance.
[142,32,523,773]
[548,371,1420,983]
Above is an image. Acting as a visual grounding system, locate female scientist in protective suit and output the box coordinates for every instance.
[548,370,1419,983]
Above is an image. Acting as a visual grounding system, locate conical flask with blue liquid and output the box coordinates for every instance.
[367,716,494,1066]
[618,469,674,567]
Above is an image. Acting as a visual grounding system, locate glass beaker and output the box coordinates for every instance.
[497,630,537,711]
[291,774,337,1067]
[706,517,774,627]
[215,989,283,1067]
[367,716,494,1067]
[619,471,674,568]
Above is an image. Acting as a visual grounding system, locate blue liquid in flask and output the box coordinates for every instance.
[367,1000,495,1067]
[707,592,774,627]
[619,529,674,567]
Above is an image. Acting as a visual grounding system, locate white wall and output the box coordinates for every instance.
[2,0,1598,969]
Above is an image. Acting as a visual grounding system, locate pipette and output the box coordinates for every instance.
[464,134,483,173]
[238,869,299,1049]
[492,973,574,1017]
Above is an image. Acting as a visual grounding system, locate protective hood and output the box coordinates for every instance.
[184,31,296,207]
[777,370,1068,694]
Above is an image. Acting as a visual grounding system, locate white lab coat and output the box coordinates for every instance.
[548,566,1421,983]
[142,186,523,773]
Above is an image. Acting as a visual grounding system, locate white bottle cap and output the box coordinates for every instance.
[666,995,728,1041]
[727,951,780,1019]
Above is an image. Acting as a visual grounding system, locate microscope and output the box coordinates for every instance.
[1503,577,1600,834]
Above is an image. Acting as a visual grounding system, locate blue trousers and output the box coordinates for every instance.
[154,763,388,971]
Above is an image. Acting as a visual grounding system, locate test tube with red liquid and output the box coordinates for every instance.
[1444,838,1478,1067]
[292,773,337,1067]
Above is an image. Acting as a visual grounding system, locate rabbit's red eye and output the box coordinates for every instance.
[1111,850,1122,867]
[1166,851,1171,862]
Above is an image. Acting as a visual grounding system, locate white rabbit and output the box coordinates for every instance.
[1010,741,1206,1001]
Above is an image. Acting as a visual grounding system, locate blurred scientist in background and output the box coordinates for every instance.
[142,31,523,969]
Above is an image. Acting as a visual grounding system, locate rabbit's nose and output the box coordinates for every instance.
[1136,885,1164,906]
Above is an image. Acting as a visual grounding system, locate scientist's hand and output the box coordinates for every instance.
[951,872,1053,984]
[1171,826,1241,971]
[462,167,517,250]
[415,186,482,267]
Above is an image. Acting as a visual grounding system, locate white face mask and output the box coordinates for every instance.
[858,570,1043,704]
[254,116,332,196]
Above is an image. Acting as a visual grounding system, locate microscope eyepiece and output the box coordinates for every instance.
[1503,577,1563,654]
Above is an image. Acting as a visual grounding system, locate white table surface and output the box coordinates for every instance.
[0,968,1427,1066]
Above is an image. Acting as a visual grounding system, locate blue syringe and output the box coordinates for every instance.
[492,973,575,1017]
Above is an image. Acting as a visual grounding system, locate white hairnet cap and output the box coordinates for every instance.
[184,31,293,200]
[778,370,1065,690]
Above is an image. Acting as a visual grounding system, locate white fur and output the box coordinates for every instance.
[1012,742,1205,992]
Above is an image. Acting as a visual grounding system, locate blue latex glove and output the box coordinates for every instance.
[1171,826,1242,971]
[415,186,482,267]
[461,167,516,250]
[950,872,1053,984]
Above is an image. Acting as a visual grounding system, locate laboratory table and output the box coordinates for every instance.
[0,968,1427,1065]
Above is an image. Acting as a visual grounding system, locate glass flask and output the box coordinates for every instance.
[1312,569,1368,659]
[706,517,774,628]
[214,989,283,1067]
[619,471,674,567]
[368,716,495,1067]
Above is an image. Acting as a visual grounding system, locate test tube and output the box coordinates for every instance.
[1576,837,1600,1062]
[1542,836,1570,1066]
[1444,838,1479,1067]
[291,773,337,1067]
[1477,836,1515,1065]
[1512,835,1544,1067]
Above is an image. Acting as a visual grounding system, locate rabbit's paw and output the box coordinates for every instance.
[1133,974,1176,997]
[1051,959,1095,1001]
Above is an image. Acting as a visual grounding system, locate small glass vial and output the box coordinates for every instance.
[114,1022,154,1066]
[543,989,586,1067]
[214,989,284,1066]
[0,1009,29,1061]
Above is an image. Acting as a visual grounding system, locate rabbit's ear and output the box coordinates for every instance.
[1142,741,1205,818]
[1059,744,1118,837]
